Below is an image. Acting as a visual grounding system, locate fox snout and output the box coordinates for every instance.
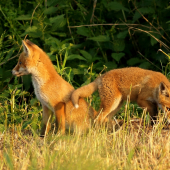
[12,68,22,77]
[12,66,29,77]
[12,69,17,76]
[12,65,20,76]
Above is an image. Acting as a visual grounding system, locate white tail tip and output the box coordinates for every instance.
[75,104,79,109]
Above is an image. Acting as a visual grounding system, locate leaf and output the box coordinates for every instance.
[15,15,32,20]
[50,32,66,37]
[117,30,128,39]
[107,1,129,12]
[77,27,90,37]
[49,14,65,24]
[43,18,52,25]
[2,48,15,62]
[48,54,56,61]
[24,26,42,38]
[113,39,125,52]
[45,37,60,45]
[51,15,66,31]
[15,84,23,89]
[139,62,151,69]
[79,50,92,62]
[105,61,117,70]
[30,98,38,106]
[88,35,110,42]
[72,68,84,75]
[47,0,61,6]
[44,7,58,14]
[67,54,87,61]
[133,7,155,22]
[22,120,32,129]
[133,11,141,22]
[127,58,143,66]
[139,7,154,14]
[111,53,125,62]
[150,34,161,46]
[25,26,37,32]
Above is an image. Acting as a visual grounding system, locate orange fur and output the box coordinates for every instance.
[71,67,170,124]
[12,40,97,136]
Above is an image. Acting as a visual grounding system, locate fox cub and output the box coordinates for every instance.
[12,40,97,136]
[71,67,170,124]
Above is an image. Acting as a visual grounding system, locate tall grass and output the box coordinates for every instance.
[0,113,170,170]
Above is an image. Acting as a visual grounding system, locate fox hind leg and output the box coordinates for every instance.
[95,92,122,125]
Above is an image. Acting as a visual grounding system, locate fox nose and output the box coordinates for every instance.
[12,70,15,75]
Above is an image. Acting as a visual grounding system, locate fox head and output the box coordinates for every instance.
[12,40,43,77]
[157,82,170,123]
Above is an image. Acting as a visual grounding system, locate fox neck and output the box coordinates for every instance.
[28,67,46,91]
[29,66,52,108]
[27,60,57,87]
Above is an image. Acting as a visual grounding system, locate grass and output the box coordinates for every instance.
[1,112,170,170]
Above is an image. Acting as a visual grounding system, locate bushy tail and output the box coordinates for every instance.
[71,79,99,108]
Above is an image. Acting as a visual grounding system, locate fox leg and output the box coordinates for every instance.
[137,98,158,121]
[40,104,52,137]
[95,93,122,125]
[54,102,65,135]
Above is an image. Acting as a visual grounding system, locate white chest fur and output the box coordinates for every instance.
[32,75,52,110]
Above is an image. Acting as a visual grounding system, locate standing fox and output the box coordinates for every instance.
[12,39,97,136]
[71,67,170,124]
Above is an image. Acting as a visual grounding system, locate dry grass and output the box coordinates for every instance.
[0,118,170,170]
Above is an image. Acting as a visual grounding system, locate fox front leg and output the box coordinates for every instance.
[40,104,52,137]
[54,102,66,135]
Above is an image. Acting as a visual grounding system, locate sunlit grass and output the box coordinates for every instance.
[1,112,170,170]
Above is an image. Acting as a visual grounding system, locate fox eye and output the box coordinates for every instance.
[19,61,22,65]
[167,107,170,111]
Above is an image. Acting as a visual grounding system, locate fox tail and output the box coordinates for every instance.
[71,79,100,108]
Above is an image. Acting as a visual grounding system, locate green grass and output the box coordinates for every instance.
[0,112,170,170]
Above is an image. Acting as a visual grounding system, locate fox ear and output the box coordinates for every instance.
[22,40,30,56]
[159,82,169,97]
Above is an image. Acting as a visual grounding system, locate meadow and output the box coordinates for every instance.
[0,98,170,169]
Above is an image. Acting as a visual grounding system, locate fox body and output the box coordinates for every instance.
[12,40,97,136]
[71,67,170,123]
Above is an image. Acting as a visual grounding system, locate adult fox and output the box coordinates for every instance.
[71,67,170,124]
[12,39,97,136]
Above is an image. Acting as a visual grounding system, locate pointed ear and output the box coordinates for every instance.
[22,40,30,56]
[159,82,169,97]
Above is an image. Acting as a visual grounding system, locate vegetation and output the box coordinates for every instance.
[1,121,170,170]
[0,0,170,169]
